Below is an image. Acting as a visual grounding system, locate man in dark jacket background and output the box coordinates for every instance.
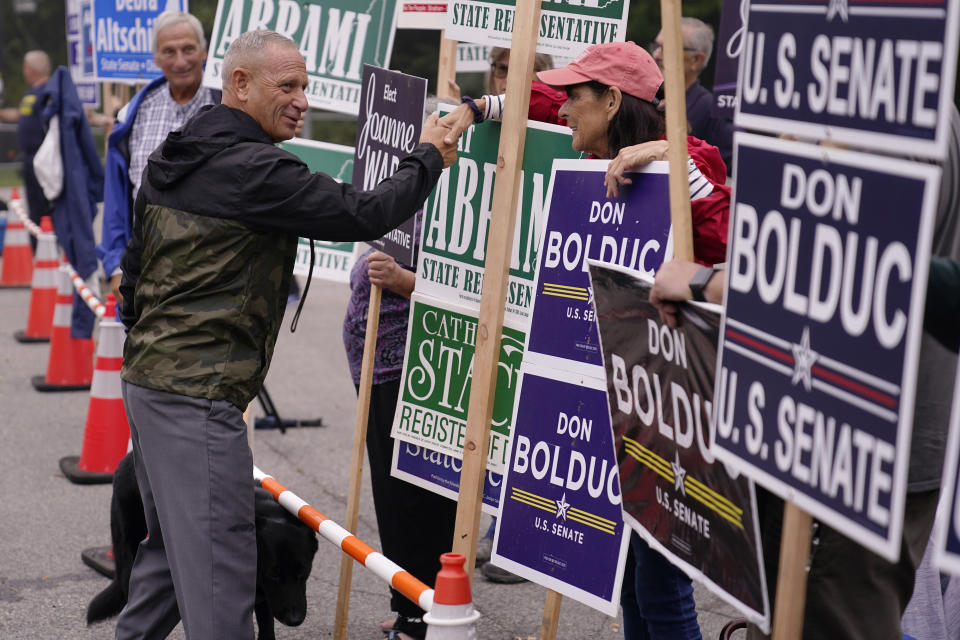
[116,29,458,639]
[0,51,52,248]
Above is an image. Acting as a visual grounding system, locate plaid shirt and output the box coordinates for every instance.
[128,84,216,200]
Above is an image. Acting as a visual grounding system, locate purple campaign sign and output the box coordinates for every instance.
[712,0,745,117]
[353,65,427,266]
[734,0,959,158]
[713,134,939,560]
[933,365,960,576]
[492,371,629,615]
[525,160,671,374]
[391,440,503,515]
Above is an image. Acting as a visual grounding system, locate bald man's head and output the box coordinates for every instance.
[222,30,301,98]
[221,30,308,142]
[23,51,51,86]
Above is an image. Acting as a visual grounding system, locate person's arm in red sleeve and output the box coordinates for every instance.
[686,136,731,266]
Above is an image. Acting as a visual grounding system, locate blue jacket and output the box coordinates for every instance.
[41,67,104,338]
[97,76,166,279]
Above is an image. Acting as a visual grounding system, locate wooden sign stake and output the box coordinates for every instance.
[658,0,695,261]
[771,502,812,639]
[438,30,458,100]
[540,589,563,639]
[450,0,542,579]
[333,284,382,640]
[102,82,113,155]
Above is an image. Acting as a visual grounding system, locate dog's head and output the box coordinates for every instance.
[254,489,319,627]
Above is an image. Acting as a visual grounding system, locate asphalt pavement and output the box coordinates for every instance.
[0,186,740,639]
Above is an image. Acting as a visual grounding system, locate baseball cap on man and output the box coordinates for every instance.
[537,41,663,103]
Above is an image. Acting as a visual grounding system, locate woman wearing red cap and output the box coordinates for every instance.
[445,40,731,640]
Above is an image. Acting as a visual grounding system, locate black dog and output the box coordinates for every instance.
[87,453,319,640]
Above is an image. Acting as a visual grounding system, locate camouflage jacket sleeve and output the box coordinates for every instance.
[118,189,146,330]
[234,142,443,242]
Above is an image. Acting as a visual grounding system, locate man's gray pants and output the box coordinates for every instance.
[116,381,256,640]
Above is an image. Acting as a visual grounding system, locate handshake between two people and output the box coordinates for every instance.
[418,109,480,169]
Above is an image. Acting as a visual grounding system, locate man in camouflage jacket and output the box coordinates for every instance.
[115,30,457,639]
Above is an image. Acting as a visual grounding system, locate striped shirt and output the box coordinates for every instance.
[688,157,715,202]
[128,84,216,200]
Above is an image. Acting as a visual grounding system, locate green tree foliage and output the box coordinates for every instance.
[0,1,68,107]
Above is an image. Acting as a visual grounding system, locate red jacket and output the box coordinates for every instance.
[684,135,731,266]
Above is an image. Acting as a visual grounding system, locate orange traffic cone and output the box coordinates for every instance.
[60,295,129,483]
[424,554,481,639]
[32,264,94,392]
[0,189,34,288]
[14,217,57,343]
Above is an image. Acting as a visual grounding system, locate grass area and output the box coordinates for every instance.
[0,165,22,188]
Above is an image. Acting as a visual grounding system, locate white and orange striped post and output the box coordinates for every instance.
[254,466,436,613]
[64,262,107,319]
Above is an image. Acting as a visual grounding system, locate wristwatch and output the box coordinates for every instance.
[688,265,718,302]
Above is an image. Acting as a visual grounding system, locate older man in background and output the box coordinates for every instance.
[97,10,217,303]
[652,17,734,174]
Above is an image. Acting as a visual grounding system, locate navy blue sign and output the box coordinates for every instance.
[391,440,503,514]
[712,0,745,117]
[492,371,629,615]
[93,0,187,80]
[934,370,960,576]
[353,65,427,266]
[735,0,959,158]
[67,0,98,106]
[713,133,939,560]
[590,262,769,628]
[525,160,671,375]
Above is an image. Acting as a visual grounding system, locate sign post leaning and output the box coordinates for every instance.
[449,0,541,579]
[332,65,427,640]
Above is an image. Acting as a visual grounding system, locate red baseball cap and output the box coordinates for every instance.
[537,41,663,102]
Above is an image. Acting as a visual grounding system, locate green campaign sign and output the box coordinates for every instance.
[279,137,358,283]
[445,0,628,58]
[391,294,526,473]
[203,0,399,114]
[418,108,577,323]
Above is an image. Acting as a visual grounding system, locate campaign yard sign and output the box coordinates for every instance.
[278,137,358,283]
[488,159,672,613]
[524,159,672,377]
[444,0,629,58]
[491,369,629,615]
[712,0,745,117]
[713,133,940,561]
[589,262,770,629]
[353,65,426,266]
[66,0,98,106]
[734,0,959,158]
[456,43,573,72]
[397,1,448,29]
[934,362,960,576]
[391,439,503,514]
[93,0,187,81]
[204,0,400,115]
[457,42,493,72]
[418,106,577,323]
[390,294,525,474]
